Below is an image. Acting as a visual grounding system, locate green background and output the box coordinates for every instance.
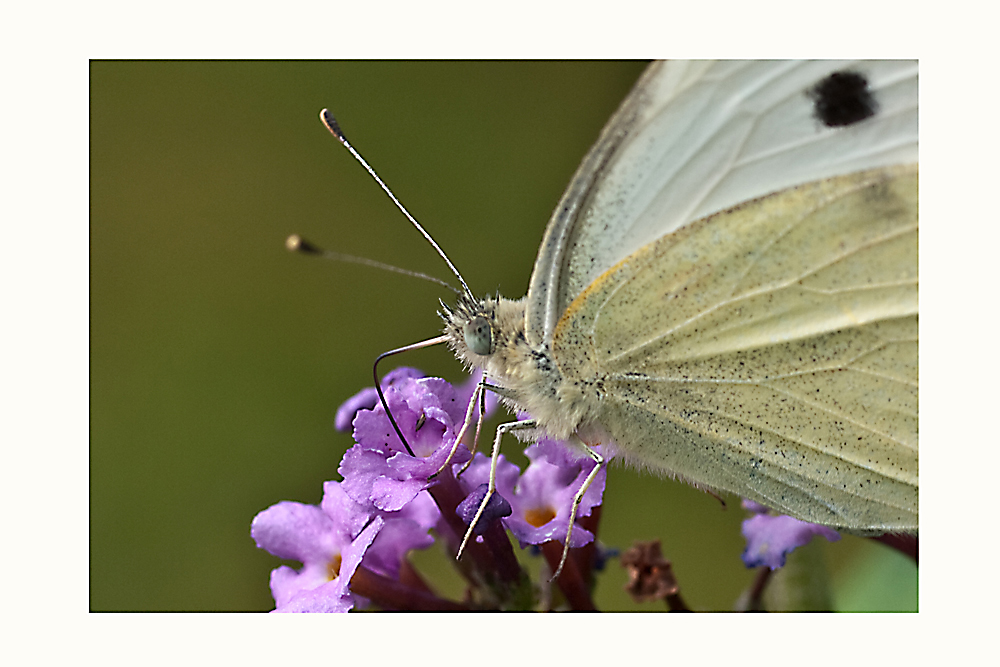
[90,60,917,611]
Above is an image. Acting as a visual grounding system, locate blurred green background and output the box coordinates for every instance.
[90,60,916,611]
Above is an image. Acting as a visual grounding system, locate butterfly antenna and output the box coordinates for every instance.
[285,234,460,294]
[320,109,474,299]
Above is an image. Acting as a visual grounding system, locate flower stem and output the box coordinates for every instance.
[426,467,530,607]
[350,565,469,611]
[540,541,596,611]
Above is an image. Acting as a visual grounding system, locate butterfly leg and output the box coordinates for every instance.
[457,418,537,562]
[456,378,515,480]
[455,381,488,477]
[552,436,604,580]
[432,382,484,477]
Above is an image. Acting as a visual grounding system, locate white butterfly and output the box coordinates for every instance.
[314,60,918,577]
[437,61,917,570]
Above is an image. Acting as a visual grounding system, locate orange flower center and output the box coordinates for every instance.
[524,507,556,528]
[327,553,343,580]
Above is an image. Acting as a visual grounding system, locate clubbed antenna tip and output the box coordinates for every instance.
[320,109,346,142]
[284,233,460,294]
[286,234,321,255]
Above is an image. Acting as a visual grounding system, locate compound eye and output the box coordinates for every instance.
[463,316,493,356]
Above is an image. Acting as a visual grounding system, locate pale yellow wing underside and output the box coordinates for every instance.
[553,165,917,532]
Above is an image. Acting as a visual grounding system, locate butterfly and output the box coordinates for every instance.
[433,61,918,569]
[315,60,917,575]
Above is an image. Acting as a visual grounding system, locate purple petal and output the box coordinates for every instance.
[319,481,375,537]
[418,377,472,426]
[370,474,429,512]
[395,488,441,531]
[336,366,425,435]
[273,516,384,613]
[251,501,342,563]
[528,437,584,467]
[380,367,427,387]
[741,498,771,515]
[339,444,397,508]
[335,387,379,432]
[350,379,457,457]
[274,579,353,613]
[507,443,605,548]
[340,376,475,514]
[741,513,841,569]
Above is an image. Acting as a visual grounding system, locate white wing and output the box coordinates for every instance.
[525,60,918,348]
[551,165,918,530]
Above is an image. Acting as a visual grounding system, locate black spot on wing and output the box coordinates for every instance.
[808,70,878,128]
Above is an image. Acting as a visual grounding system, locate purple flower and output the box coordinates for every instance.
[251,480,439,612]
[458,439,606,549]
[340,375,475,513]
[268,516,383,613]
[740,500,841,569]
[335,367,498,433]
[250,483,374,612]
[255,369,609,610]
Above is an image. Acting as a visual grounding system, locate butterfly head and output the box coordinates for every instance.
[439,291,531,381]
[440,293,497,366]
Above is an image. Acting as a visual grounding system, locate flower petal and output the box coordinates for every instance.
[741,513,841,569]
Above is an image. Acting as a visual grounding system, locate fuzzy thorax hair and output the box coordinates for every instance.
[439,292,601,444]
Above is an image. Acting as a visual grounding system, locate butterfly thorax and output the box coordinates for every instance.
[440,293,599,442]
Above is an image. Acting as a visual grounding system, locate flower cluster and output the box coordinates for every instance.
[251,369,607,611]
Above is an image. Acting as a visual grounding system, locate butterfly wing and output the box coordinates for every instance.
[553,165,917,530]
[526,60,917,348]
[530,60,918,531]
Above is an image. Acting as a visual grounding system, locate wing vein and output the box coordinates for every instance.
[666,396,915,474]
[606,222,916,364]
[608,335,914,387]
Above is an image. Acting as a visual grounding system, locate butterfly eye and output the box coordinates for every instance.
[463,316,493,356]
